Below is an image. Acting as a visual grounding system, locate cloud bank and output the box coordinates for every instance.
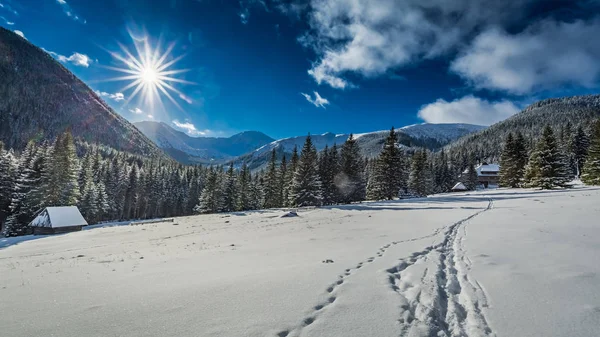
[418,95,520,126]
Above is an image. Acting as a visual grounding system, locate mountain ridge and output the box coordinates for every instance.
[134,120,485,167]
[0,28,162,157]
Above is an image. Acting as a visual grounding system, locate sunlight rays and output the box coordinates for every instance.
[100,30,194,112]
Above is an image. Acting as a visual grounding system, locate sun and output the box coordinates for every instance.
[141,66,158,85]
[102,30,194,110]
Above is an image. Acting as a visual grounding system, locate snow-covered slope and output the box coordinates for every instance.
[234,123,484,170]
[2,187,599,337]
[400,123,486,142]
[252,132,351,158]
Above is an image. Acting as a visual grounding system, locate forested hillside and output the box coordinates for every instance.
[0,28,161,156]
[447,95,600,163]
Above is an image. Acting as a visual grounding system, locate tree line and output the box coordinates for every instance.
[499,121,600,188]
[2,121,600,237]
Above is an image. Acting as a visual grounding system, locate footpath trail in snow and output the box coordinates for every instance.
[1,187,599,337]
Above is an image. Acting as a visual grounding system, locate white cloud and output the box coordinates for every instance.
[14,30,25,39]
[451,19,600,94]
[44,49,92,67]
[129,107,143,114]
[0,2,18,16]
[300,91,330,108]
[172,120,210,136]
[95,91,125,102]
[147,114,154,119]
[417,95,520,126]
[55,0,86,23]
[300,0,530,89]
[1,16,14,25]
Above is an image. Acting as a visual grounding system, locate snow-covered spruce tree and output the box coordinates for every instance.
[464,161,479,191]
[582,120,600,185]
[499,132,528,188]
[366,158,386,200]
[291,135,323,207]
[195,167,223,214]
[524,126,571,189]
[408,149,431,197]
[318,145,335,205]
[432,149,454,193]
[42,130,81,207]
[338,134,365,203]
[0,143,18,236]
[237,163,251,211]
[278,155,288,207]
[222,163,238,212]
[263,149,280,209]
[572,125,590,177]
[366,127,406,200]
[105,155,128,219]
[249,173,265,210]
[560,122,576,177]
[286,146,299,207]
[123,164,140,220]
[79,151,102,223]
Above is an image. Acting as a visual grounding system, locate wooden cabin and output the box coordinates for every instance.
[29,206,88,235]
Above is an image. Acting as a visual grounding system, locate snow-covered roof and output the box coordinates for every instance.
[463,163,500,176]
[29,206,88,228]
[452,182,468,191]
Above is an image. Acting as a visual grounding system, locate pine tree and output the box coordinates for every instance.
[263,149,280,208]
[249,174,265,210]
[366,128,405,200]
[464,161,479,190]
[42,130,80,207]
[124,164,140,219]
[237,163,251,211]
[582,120,600,185]
[408,149,431,196]
[338,135,365,203]
[572,126,590,177]
[0,144,18,236]
[499,132,529,188]
[195,167,223,214]
[319,145,341,205]
[278,156,288,207]
[222,163,239,212]
[286,146,299,207]
[525,126,571,189]
[291,135,323,207]
[432,149,454,193]
[366,158,386,200]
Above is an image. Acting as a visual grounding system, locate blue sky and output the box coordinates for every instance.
[3,0,600,139]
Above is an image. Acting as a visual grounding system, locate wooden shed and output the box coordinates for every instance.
[28,206,88,235]
[451,182,468,192]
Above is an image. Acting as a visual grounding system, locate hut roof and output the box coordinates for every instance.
[29,206,88,228]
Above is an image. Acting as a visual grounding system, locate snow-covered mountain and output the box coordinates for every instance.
[135,121,484,167]
[134,121,274,164]
[0,28,161,157]
[233,123,485,170]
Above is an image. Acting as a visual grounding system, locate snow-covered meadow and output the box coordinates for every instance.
[1,187,599,337]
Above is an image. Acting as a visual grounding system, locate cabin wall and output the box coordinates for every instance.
[33,226,82,235]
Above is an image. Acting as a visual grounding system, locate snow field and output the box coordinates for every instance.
[1,187,599,337]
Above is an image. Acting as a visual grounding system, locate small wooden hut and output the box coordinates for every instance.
[29,206,88,235]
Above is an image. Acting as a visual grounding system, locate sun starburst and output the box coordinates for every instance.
[102,30,194,111]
